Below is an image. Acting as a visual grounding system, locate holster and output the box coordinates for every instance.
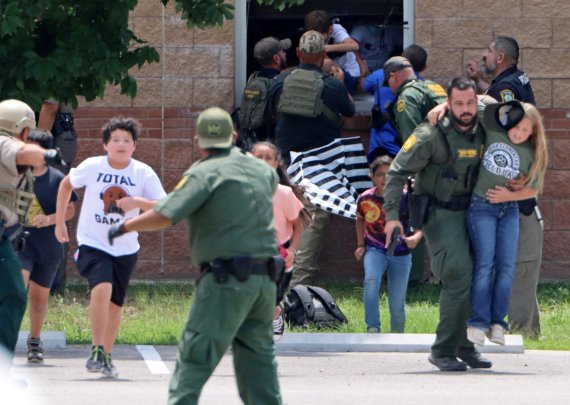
[408,194,431,230]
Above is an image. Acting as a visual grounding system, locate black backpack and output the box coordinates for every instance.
[284,285,348,328]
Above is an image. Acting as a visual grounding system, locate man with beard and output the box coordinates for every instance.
[383,77,493,371]
[483,36,542,338]
[383,56,447,144]
[237,36,291,150]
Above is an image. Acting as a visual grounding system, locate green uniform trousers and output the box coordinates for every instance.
[168,272,281,405]
[509,211,543,338]
[0,239,27,359]
[291,204,331,287]
[422,208,474,358]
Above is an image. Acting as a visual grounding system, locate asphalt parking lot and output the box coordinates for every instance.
[6,342,570,405]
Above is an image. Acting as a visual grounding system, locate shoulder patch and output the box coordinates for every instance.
[174,175,189,190]
[396,100,406,112]
[428,83,447,97]
[402,134,417,152]
[499,89,515,102]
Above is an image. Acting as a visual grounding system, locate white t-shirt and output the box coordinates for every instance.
[70,156,166,256]
[330,23,361,77]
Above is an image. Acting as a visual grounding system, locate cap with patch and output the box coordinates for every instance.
[382,56,413,86]
[254,37,292,61]
[196,107,234,149]
[298,30,325,55]
[483,100,525,132]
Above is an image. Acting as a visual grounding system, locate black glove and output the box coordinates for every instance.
[44,148,66,169]
[108,221,129,246]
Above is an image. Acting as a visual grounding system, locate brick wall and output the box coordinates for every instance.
[67,0,570,281]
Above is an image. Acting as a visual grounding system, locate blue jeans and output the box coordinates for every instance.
[363,246,412,332]
[467,194,519,330]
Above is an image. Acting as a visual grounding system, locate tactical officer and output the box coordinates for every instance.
[108,107,282,405]
[0,99,63,368]
[383,78,493,372]
[383,56,447,144]
[483,36,541,338]
[268,30,355,287]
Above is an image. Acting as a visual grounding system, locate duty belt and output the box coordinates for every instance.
[431,195,471,211]
[201,258,271,275]
[200,256,278,284]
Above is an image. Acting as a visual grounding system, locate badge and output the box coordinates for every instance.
[402,134,417,152]
[499,89,514,102]
[457,149,477,158]
[396,100,406,112]
[174,175,189,190]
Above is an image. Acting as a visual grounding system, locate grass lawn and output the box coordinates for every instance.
[22,280,570,351]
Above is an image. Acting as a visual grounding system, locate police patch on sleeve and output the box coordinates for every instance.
[396,100,406,112]
[499,89,515,102]
[174,175,189,190]
[402,134,417,152]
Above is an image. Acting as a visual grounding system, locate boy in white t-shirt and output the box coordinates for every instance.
[55,117,166,378]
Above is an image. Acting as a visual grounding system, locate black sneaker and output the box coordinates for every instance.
[273,313,285,341]
[27,336,44,364]
[457,347,493,369]
[428,354,467,371]
[86,346,105,372]
[102,353,119,378]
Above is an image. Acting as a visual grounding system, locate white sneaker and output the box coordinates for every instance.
[367,327,379,333]
[486,324,505,345]
[273,314,285,341]
[467,326,486,345]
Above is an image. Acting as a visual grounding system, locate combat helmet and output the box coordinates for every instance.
[0,99,36,136]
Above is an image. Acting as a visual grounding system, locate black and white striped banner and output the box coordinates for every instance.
[287,137,372,219]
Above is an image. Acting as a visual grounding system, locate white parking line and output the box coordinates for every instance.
[136,345,170,374]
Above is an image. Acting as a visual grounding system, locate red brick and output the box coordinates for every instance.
[543,230,570,261]
[164,140,194,169]
[540,109,568,119]
[163,169,188,192]
[138,231,163,260]
[550,119,570,130]
[164,230,190,260]
[545,129,570,139]
[540,262,570,281]
[552,140,570,169]
[542,170,570,198]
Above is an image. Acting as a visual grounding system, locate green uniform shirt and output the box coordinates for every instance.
[155,147,279,266]
[0,134,29,226]
[393,77,447,143]
[384,115,485,222]
[473,128,537,198]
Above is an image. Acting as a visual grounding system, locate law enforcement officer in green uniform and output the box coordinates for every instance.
[108,107,282,404]
[383,78,493,371]
[383,55,447,286]
[383,56,447,144]
[0,99,64,369]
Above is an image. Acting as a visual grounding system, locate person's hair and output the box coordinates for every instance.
[304,10,331,34]
[446,76,477,97]
[27,128,53,150]
[370,155,393,174]
[521,103,548,191]
[251,141,311,228]
[102,116,140,144]
[492,36,519,64]
[402,44,427,73]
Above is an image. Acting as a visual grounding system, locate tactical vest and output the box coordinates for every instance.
[238,72,274,131]
[277,69,339,125]
[415,118,485,203]
[0,169,34,227]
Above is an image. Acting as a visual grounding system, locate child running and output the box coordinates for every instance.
[466,101,548,346]
[355,155,422,333]
[251,141,307,340]
[54,117,166,377]
[19,129,77,363]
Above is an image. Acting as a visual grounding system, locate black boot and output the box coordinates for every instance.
[456,347,492,369]
[428,354,467,371]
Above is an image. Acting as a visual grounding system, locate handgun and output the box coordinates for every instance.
[387,227,401,256]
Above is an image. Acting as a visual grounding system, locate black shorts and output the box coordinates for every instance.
[77,245,137,307]
[19,252,60,288]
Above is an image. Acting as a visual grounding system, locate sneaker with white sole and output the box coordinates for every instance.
[273,314,285,341]
[486,323,506,345]
[367,327,379,333]
[467,326,486,345]
[102,353,119,378]
[27,336,44,364]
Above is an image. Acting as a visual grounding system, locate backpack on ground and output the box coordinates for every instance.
[284,285,348,328]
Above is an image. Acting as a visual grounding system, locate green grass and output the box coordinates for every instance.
[21,280,570,350]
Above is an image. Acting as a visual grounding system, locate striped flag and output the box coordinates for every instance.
[287,137,373,219]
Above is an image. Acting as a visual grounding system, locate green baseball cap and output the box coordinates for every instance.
[196,107,234,149]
